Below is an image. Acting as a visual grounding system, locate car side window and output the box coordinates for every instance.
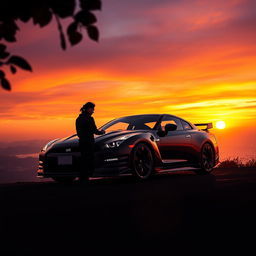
[160,116,183,131]
[181,120,193,130]
[104,122,129,132]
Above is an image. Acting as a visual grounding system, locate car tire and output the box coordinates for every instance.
[52,177,76,184]
[131,143,154,180]
[195,143,215,175]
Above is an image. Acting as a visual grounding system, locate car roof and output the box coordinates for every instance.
[114,114,193,125]
[101,114,197,130]
[118,114,183,120]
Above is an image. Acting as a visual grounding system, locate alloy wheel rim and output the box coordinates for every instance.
[202,144,214,171]
[133,144,153,178]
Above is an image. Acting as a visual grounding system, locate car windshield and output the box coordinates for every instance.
[100,115,161,133]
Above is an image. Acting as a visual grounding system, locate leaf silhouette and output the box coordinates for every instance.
[32,7,52,27]
[0,51,10,59]
[75,10,97,26]
[19,11,32,23]
[0,0,101,91]
[67,22,78,35]
[0,43,10,59]
[80,0,102,11]
[69,31,83,46]
[10,65,17,74]
[7,56,32,71]
[0,70,5,78]
[0,21,19,42]
[87,25,99,41]
[1,77,11,91]
[2,33,16,42]
[51,0,76,18]
[0,44,6,52]
[67,22,83,46]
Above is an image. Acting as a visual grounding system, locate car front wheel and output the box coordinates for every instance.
[131,143,154,180]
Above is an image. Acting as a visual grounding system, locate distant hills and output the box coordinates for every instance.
[0,139,50,183]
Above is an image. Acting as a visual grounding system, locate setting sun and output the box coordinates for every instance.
[216,121,226,129]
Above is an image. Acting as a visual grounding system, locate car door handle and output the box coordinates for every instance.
[185,135,191,138]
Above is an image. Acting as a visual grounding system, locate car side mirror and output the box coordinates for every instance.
[165,123,177,132]
[157,123,177,137]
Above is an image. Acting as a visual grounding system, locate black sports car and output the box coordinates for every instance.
[38,114,219,182]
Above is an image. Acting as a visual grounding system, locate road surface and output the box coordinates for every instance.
[1,168,256,255]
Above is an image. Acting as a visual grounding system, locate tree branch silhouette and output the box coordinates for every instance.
[0,0,101,91]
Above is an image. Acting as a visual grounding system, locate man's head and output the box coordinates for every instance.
[80,102,95,115]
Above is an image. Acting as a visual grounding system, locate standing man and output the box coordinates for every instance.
[76,102,105,182]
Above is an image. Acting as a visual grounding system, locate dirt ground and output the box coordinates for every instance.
[0,167,256,255]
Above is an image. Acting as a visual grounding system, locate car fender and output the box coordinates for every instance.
[124,133,162,167]
[191,130,219,164]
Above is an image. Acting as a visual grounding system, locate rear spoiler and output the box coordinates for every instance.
[194,123,213,131]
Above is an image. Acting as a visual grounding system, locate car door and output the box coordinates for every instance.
[156,115,192,162]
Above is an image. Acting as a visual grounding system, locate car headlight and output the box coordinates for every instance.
[105,140,124,148]
[104,134,135,149]
[41,139,59,152]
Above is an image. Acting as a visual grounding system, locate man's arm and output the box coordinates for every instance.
[92,117,105,135]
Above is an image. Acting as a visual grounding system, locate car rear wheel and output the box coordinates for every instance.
[196,143,215,174]
[52,177,76,184]
[131,143,154,180]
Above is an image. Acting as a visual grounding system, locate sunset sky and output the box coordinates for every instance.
[0,0,255,160]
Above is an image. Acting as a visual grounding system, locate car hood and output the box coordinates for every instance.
[51,130,151,149]
[94,130,146,144]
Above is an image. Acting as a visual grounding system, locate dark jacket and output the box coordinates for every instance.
[76,112,103,143]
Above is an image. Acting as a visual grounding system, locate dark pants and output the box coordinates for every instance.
[79,140,95,180]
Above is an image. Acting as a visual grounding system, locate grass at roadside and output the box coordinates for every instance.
[217,157,256,168]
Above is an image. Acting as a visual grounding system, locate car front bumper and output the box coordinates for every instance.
[37,148,131,178]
